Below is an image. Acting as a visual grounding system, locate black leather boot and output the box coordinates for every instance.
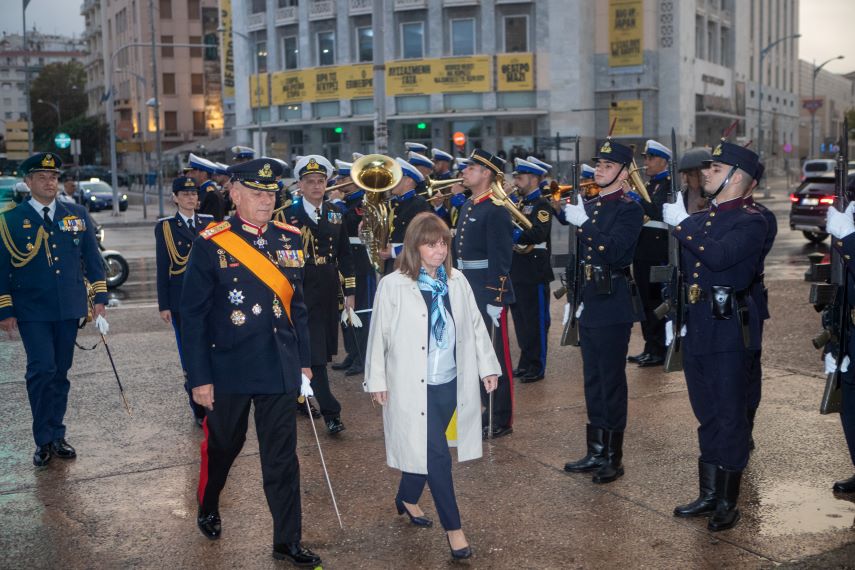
[832,474,855,493]
[747,408,757,451]
[592,430,624,484]
[708,467,742,531]
[564,424,605,473]
[673,460,717,517]
[331,354,354,371]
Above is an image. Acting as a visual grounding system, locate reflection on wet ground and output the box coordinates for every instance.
[753,481,855,537]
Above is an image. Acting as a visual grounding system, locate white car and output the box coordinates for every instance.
[802,159,855,182]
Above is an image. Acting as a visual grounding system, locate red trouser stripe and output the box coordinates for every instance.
[501,308,515,426]
[197,416,210,505]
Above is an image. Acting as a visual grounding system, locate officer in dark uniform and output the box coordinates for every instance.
[448,159,471,229]
[181,157,320,565]
[0,152,108,466]
[562,140,644,484]
[663,141,768,531]
[189,153,226,221]
[432,148,455,180]
[155,176,213,426]
[280,155,355,435]
[629,140,672,367]
[379,158,432,274]
[230,145,255,163]
[453,149,516,439]
[509,158,554,383]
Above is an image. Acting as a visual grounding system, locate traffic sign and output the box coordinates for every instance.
[54,132,71,149]
[782,142,793,154]
[452,131,466,147]
[802,99,823,113]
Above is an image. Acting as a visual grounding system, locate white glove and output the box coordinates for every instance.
[95,315,109,335]
[486,304,502,328]
[826,206,855,239]
[300,373,314,398]
[340,307,363,328]
[562,302,571,325]
[563,198,589,227]
[665,320,674,346]
[663,199,690,227]
[824,352,851,374]
[575,302,584,319]
[681,324,687,337]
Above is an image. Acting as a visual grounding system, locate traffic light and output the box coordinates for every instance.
[334,126,343,134]
[417,122,427,130]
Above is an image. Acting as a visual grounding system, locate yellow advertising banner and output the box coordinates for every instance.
[249,73,269,109]
[386,59,435,96]
[271,65,374,105]
[609,99,644,137]
[431,56,491,93]
[271,70,309,105]
[496,53,535,92]
[608,0,643,67]
[341,64,374,99]
[220,0,235,99]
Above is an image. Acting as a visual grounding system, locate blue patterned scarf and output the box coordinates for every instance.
[417,264,449,349]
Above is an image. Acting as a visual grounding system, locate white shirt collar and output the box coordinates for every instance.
[178,211,195,226]
[29,198,57,220]
[303,199,322,221]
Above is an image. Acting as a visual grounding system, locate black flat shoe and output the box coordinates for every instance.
[297,399,321,419]
[512,367,528,377]
[395,497,433,527]
[519,372,544,383]
[50,438,76,459]
[637,354,665,368]
[196,508,222,540]
[326,417,346,435]
[447,535,472,560]
[833,474,855,493]
[627,352,648,364]
[331,357,354,371]
[344,364,364,376]
[33,444,51,467]
[272,543,321,566]
[482,425,513,440]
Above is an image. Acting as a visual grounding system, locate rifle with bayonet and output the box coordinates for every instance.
[650,128,683,372]
[558,136,582,346]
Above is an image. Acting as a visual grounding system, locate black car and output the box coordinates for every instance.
[77,179,129,212]
[65,166,129,188]
[789,172,855,243]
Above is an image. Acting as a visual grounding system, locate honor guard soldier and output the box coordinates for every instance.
[0,152,108,466]
[562,140,644,484]
[743,162,776,449]
[280,155,355,434]
[663,141,768,531]
[509,158,554,383]
[155,176,212,426]
[180,158,321,566]
[629,140,672,368]
[230,145,256,163]
[189,153,226,221]
[213,162,234,215]
[454,149,516,439]
[379,158,433,274]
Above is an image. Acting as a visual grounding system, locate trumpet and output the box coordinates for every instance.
[419,177,464,203]
[547,180,599,201]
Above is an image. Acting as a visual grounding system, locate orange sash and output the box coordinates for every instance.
[209,230,294,323]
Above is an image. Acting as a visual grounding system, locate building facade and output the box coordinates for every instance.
[798,59,855,160]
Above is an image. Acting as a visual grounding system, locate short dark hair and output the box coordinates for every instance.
[397,212,453,280]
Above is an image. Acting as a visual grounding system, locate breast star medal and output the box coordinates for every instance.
[252,303,262,316]
[228,289,245,305]
[254,236,267,248]
[230,310,246,326]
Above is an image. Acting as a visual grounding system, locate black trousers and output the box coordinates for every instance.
[398,379,461,530]
[479,306,514,429]
[633,258,666,358]
[311,365,342,421]
[198,393,301,544]
[580,323,632,431]
[510,282,550,376]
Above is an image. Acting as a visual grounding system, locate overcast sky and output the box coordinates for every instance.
[1,0,853,75]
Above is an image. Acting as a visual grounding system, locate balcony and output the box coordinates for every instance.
[444,0,479,5]
[394,0,426,10]
[247,12,266,32]
[349,0,372,15]
[276,6,298,25]
[309,0,336,21]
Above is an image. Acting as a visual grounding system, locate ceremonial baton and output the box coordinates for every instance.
[101,331,132,416]
[305,399,344,529]
[488,323,496,440]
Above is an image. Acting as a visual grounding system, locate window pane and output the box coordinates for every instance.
[188,0,200,19]
[318,32,335,66]
[193,110,206,133]
[191,73,204,94]
[190,35,202,58]
[162,73,176,95]
[279,104,302,119]
[313,101,340,117]
[352,98,374,116]
[444,93,481,111]
[164,111,177,132]
[504,16,527,52]
[283,36,298,69]
[358,27,373,62]
[159,0,172,19]
[451,19,474,56]
[256,41,268,73]
[401,23,424,59]
[251,0,265,13]
[396,95,429,114]
[161,35,174,57]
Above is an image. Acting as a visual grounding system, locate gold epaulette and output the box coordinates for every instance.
[272,220,301,235]
[1,202,15,214]
[0,293,12,309]
[200,221,231,239]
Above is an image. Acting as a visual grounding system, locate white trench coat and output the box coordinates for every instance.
[363,268,501,474]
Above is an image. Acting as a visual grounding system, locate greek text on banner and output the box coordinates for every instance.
[497,53,534,92]
[609,99,644,137]
[608,0,643,67]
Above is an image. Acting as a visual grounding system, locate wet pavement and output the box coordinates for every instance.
[1,179,854,568]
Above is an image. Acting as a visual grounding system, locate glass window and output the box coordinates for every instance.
[162,73,176,95]
[191,73,204,94]
[193,110,206,133]
[357,27,373,62]
[497,91,536,108]
[318,31,335,66]
[401,122,430,146]
[251,0,265,13]
[256,40,268,73]
[396,95,429,114]
[313,101,340,117]
[282,36,298,69]
[504,16,528,53]
[451,19,475,56]
[164,111,178,133]
[161,35,174,57]
[444,93,481,111]
[401,22,424,59]
[279,104,302,120]
[352,98,374,116]
[190,35,202,58]
[188,0,200,19]
[159,0,172,19]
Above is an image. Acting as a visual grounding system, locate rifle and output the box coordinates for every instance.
[809,118,850,414]
[560,136,582,346]
[650,128,683,372]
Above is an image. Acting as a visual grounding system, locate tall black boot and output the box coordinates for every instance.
[592,430,624,484]
[747,408,757,451]
[708,467,742,531]
[673,460,717,517]
[564,424,605,473]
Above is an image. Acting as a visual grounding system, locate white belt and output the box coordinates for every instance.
[348,237,364,245]
[643,220,669,230]
[457,259,488,269]
[533,242,547,250]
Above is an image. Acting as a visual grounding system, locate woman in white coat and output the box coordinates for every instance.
[364,212,500,560]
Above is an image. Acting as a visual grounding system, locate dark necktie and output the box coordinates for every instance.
[42,207,51,227]
[188,218,194,231]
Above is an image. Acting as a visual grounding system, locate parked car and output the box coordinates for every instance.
[801,159,855,182]
[65,166,130,188]
[789,172,855,243]
[0,176,19,211]
[77,179,129,212]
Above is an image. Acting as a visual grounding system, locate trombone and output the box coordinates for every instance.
[419,177,464,203]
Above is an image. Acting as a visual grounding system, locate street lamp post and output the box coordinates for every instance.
[22,0,32,155]
[811,55,845,158]
[223,28,264,155]
[36,99,61,129]
[117,68,149,218]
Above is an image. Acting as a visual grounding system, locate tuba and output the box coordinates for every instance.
[349,154,403,273]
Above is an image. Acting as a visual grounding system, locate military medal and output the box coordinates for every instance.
[26,243,33,251]
[22,219,31,229]
[272,299,283,318]
[252,303,262,316]
[228,289,245,305]
[230,310,246,326]
[254,236,267,248]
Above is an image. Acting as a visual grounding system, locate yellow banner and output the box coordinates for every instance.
[608,0,643,67]
[270,65,374,105]
[271,70,309,105]
[432,56,491,93]
[386,59,435,96]
[249,73,269,109]
[341,64,374,99]
[220,0,234,99]
[496,53,534,92]
[609,99,643,137]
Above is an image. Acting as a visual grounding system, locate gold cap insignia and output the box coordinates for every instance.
[307,158,320,171]
[600,141,612,154]
[41,155,56,168]
[258,163,273,178]
[184,178,195,187]
[712,144,723,157]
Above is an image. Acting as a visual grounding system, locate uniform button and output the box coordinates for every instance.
[695,262,701,267]
[421,346,425,350]
[211,343,216,348]
[421,412,425,416]
[596,202,602,207]
[52,244,57,249]
[233,278,238,282]
[55,269,60,274]
[705,221,712,226]
[837,241,844,247]
[687,236,692,240]
[421,379,425,383]
[597,245,605,251]
[676,225,681,231]
[577,229,583,234]
[699,246,705,251]
[273,327,277,333]
[586,255,592,260]
[587,237,592,241]
[847,255,852,260]
[692,272,699,278]
[710,212,716,217]
[593,210,599,215]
